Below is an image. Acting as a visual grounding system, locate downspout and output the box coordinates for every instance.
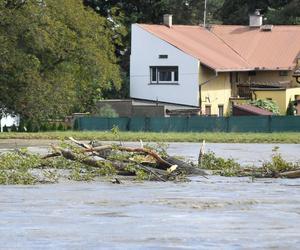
[199,70,219,113]
[252,89,257,101]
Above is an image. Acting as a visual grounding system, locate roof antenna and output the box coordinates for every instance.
[203,0,207,28]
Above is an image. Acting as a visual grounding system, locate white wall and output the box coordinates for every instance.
[130,24,200,107]
[0,115,19,132]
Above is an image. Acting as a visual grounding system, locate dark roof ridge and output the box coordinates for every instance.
[209,28,250,67]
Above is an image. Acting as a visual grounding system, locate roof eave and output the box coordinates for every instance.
[216,68,254,73]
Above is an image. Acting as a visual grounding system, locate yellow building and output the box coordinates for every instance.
[200,65,300,115]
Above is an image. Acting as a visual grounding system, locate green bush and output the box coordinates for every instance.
[95,104,118,118]
[50,123,57,131]
[2,125,8,132]
[249,99,280,115]
[11,124,17,132]
[18,120,26,132]
[57,123,65,131]
[286,99,296,116]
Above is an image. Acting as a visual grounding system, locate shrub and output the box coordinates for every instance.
[286,99,296,116]
[95,104,118,118]
[57,123,65,131]
[249,99,280,115]
[11,124,17,132]
[2,125,8,132]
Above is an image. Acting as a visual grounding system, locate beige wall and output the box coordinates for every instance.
[253,87,300,114]
[199,65,231,116]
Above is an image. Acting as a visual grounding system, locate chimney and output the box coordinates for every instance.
[163,14,173,28]
[249,9,263,28]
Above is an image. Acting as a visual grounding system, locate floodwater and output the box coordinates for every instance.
[1,140,300,249]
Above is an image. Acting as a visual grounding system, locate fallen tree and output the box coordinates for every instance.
[0,137,207,185]
[0,138,299,185]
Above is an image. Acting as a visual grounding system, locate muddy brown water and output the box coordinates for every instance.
[0,140,300,249]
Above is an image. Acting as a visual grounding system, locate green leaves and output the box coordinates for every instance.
[249,99,280,115]
[0,0,122,123]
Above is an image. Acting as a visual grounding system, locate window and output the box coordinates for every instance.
[279,71,288,76]
[218,105,224,117]
[159,55,168,59]
[150,66,179,84]
[205,105,211,116]
[248,71,256,76]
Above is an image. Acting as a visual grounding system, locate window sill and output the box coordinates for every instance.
[149,82,179,85]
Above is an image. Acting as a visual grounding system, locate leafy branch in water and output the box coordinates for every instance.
[201,147,300,178]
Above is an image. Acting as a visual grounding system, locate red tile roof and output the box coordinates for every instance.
[138,24,300,72]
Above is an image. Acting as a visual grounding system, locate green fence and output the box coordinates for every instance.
[74,116,300,133]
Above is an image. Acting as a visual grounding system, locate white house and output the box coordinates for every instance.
[130,15,200,107]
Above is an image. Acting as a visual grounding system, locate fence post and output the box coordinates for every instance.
[186,117,189,132]
[145,117,150,132]
[268,115,272,133]
[226,117,230,132]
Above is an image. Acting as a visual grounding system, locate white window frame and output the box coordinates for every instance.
[150,66,179,84]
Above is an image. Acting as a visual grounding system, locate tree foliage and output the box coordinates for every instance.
[0,0,122,123]
[84,0,225,26]
[220,0,300,25]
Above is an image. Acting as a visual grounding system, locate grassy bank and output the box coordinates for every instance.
[0,131,300,143]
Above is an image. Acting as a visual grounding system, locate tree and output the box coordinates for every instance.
[220,0,300,25]
[84,0,224,26]
[0,0,122,124]
[286,99,296,115]
[220,0,269,24]
[266,0,300,24]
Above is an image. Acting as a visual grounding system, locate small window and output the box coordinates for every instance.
[150,66,179,84]
[248,71,256,76]
[205,105,211,116]
[279,71,288,76]
[218,105,224,117]
[159,55,168,59]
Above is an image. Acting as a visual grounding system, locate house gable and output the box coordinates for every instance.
[130,24,200,107]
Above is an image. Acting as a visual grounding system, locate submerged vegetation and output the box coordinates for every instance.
[201,147,300,178]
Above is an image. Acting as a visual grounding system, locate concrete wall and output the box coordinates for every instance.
[132,105,165,117]
[200,65,232,116]
[96,100,133,117]
[130,24,200,107]
[96,100,165,117]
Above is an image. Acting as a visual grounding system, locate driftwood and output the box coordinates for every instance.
[65,137,207,181]
[87,145,172,168]
[279,169,300,178]
[163,156,207,176]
